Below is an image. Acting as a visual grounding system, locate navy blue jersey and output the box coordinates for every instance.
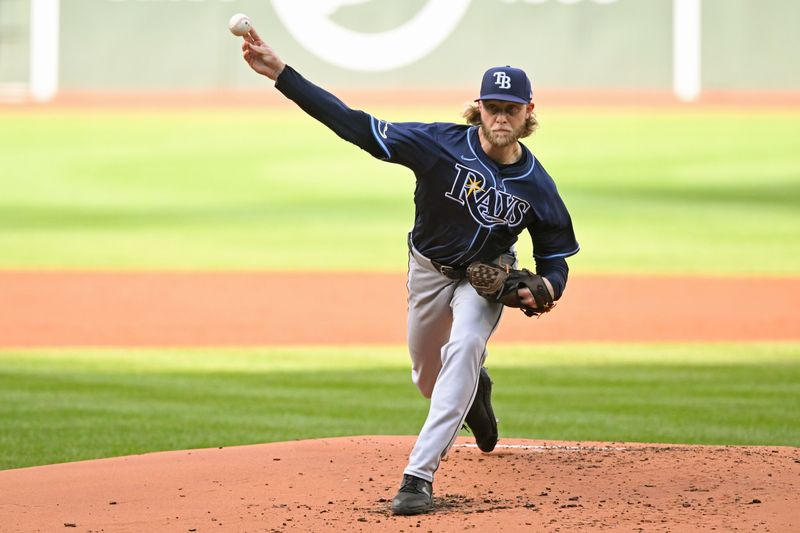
[370,119,578,267]
[275,66,578,298]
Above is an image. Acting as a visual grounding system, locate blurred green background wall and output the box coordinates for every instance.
[0,0,28,84]
[1,0,798,91]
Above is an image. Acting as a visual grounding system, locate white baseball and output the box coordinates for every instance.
[228,13,252,37]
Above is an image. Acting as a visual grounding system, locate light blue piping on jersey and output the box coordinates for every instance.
[466,126,536,187]
[370,116,392,160]
[454,127,498,265]
[455,127,507,266]
[458,229,492,266]
[534,245,581,260]
[501,156,536,183]
[460,127,572,265]
[466,127,496,184]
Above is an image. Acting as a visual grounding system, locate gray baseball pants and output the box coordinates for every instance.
[402,243,509,483]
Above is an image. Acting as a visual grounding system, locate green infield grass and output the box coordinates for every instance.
[1,342,798,470]
[0,107,798,274]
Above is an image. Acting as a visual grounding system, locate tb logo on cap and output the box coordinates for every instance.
[493,72,512,89]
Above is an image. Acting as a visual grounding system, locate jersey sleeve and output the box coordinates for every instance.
[275,66,440,172]
[527,166,579,299]
[528,169,580,262]
[529,206,579,261]
[367,119,441,172]
[529,205,577,301]
[275,65,387,159]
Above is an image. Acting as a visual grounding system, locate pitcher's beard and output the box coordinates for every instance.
[481,123,523,148]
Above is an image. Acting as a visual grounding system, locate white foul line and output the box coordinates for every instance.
[454,443,631,452]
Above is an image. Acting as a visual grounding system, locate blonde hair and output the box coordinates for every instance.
[462,102,539,137]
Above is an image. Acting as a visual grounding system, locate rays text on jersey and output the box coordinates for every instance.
[445,163,530,228]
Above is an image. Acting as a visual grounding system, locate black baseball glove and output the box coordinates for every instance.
[466,262,555,317]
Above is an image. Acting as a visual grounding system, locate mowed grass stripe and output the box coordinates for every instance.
[1,343,798,470]
[0,108,798,273]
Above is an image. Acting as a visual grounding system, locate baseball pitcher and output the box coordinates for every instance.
[238,29,578,515]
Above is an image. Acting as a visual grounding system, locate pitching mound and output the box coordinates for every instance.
[1,436,797,532]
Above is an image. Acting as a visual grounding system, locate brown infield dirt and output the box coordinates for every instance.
[0,437,798,533]
[1,272,799,532]
[1,272,799,346]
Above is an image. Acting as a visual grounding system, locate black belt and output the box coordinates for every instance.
[430,260,467,280]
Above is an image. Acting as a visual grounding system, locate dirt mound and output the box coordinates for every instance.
[1,436,797,532]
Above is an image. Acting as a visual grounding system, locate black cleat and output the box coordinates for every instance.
[465,367,498,452]
[391,474,433,515]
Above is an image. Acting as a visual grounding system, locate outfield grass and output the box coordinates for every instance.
[1,343,798,470]
[0,107,798,274]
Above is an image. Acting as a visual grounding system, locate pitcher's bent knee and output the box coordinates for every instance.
[411,362,439,399]
[441,333,487,365]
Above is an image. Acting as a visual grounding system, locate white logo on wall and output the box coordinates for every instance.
[493,72,512,89]
[270,0,472,72]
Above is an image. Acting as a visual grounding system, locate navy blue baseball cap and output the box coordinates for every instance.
[477,66,533,104]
